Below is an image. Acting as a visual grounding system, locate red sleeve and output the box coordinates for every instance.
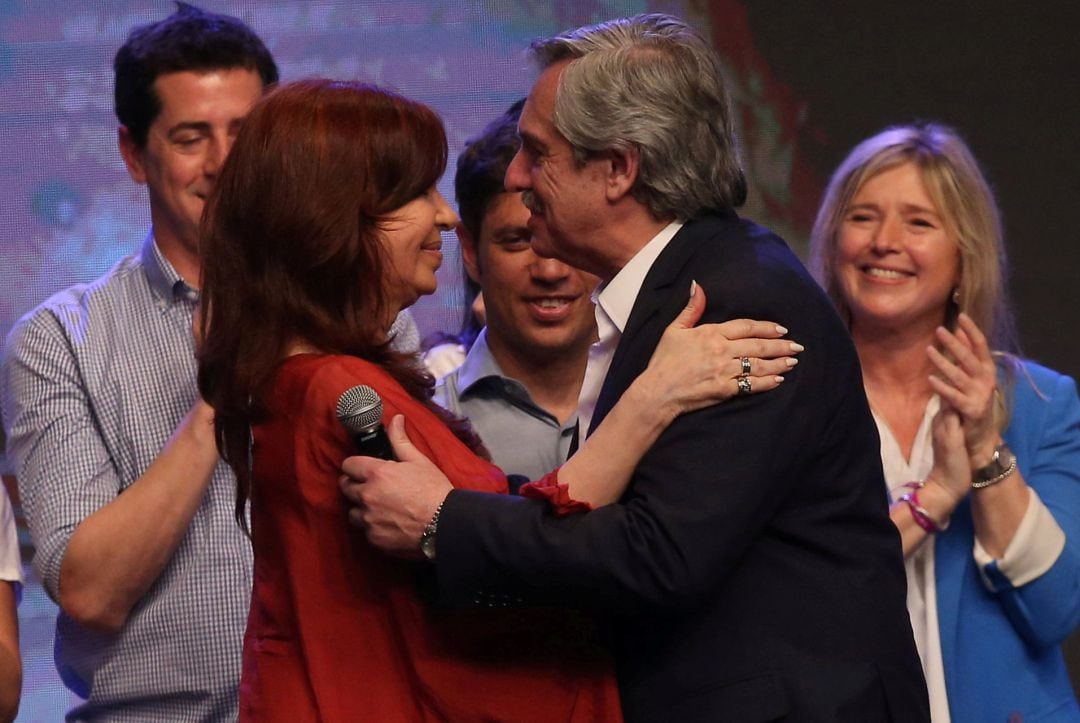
[519,468,593,516]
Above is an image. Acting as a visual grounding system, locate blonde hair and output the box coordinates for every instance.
[808,123,1024,424]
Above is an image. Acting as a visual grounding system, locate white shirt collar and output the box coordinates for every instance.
[595,220,684,333]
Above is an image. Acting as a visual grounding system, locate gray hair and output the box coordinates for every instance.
[530,14,746,219]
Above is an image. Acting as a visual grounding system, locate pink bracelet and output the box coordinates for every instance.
[898,488,949,533]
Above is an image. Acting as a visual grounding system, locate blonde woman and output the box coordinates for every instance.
[810,123,1080,722]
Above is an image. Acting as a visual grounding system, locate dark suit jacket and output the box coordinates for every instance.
[437,213,929,722]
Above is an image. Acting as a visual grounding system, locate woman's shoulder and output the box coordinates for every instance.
[280,352,382,377]
[1003,359,1080,446]
[280,353,393,388]
[1010,358,1077,404]
[274,354,408,414]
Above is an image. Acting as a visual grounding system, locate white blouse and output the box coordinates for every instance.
[874,396,952,723]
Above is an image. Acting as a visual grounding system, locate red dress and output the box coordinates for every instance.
[239,354,621,722]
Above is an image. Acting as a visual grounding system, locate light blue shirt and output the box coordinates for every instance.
[434,329,575,484]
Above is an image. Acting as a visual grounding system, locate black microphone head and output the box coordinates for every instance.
[336,385,383,435]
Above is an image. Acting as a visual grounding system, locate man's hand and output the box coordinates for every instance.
[339,415,452,558]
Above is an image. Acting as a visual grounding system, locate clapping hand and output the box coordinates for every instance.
[927,313,1000,466]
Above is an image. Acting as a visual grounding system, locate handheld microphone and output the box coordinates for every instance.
[336,385,395,460]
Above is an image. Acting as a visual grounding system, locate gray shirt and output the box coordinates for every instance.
[433,329,576,483]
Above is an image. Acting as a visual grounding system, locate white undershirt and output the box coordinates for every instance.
[0,486,23,604]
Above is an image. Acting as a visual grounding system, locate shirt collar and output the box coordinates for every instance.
[453,328,571,426]
[596,220,684,333]
[455,328,505,393]
[141,230,199,305]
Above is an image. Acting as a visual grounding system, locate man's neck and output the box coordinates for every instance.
[153,231,201,288]
[485,333,589,425]
[590,208,674,281]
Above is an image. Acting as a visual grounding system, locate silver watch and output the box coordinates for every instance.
[971,443,1017,489]
[419,500,444,561]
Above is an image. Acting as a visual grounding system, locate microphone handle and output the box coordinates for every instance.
[351,425,396,460]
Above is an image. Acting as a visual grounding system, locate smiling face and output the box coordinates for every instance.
[380,187,458,312]
[119,68,264,277]
[503,62,611,276]
[460,190,598,366]
[836,161,961,339]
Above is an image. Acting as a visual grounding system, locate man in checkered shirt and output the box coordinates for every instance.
[0,5,275,719]
[0,5,425,720]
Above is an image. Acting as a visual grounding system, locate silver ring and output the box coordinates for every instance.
[740,356,751,375]
[736,375,752,396]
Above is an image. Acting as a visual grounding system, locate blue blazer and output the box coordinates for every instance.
[936,361,1080,722]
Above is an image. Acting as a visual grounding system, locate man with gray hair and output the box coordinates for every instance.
[346,14,929,722]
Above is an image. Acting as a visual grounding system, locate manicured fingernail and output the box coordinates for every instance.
[789,342,805,352]
[785,358,798,367]
[774,376,785,383]
[689,279,698,298]
[775,325,788,334]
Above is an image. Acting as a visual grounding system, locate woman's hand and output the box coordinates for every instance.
[921,404,970,514]
[892,404,969,555]
[565,283,799,507]
[927,313,999,465]
[639,281,801,419]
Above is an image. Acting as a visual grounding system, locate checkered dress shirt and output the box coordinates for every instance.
[1,233,250,721]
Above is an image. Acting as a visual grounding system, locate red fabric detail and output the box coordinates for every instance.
[520,469,594,517]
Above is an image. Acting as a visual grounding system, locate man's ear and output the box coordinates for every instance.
[455,223,482,284]
[604,145,640,203]
[118,126,147,185]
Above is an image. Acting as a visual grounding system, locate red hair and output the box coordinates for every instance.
[197,79,482,526]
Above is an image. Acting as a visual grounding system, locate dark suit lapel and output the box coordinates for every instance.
[589,217,720,435]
